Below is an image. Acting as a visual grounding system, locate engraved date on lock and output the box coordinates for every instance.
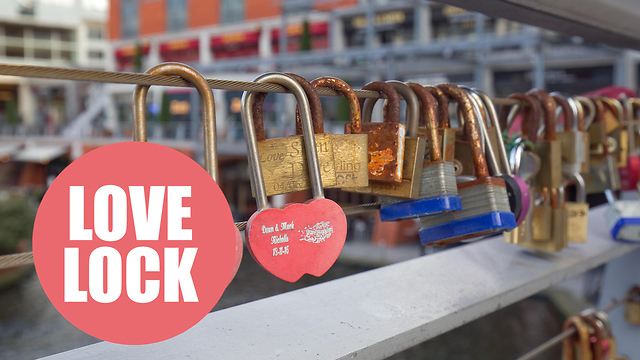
[273,245,290,257]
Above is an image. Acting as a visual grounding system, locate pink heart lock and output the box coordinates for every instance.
[241,73,348,282]
[246,199,347,282]
[227,227,244,285]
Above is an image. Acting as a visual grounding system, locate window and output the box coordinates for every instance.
[89,50,103,59]
[220,0,244,24]
[167,0,187,31]
[88,26,104,40]
[121,0,138,39]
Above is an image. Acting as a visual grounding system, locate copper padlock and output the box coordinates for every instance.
[346,81,406,183]
[419,86,455,164]
[345,81,424,197]
[249,73,336,196]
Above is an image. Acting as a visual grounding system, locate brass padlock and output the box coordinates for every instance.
[346,81,406,183]
[527,89,563,190]
[574,96,595,174]
[553,93,587,177]
[309,76,369,188]
[598,97,626,168]
[624,285,640,325]
[562,315,593,360]
[564,172,589,243]
[586,99,621,193]
[345,81,426,198]
[249,73,336,196]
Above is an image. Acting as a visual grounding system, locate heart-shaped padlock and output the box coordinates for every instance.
[242,73,347,282]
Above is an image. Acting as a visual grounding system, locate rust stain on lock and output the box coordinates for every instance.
[345,81,405,183]
[528,89,562,189]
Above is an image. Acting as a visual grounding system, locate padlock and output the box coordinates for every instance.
[345,81,406,183]
[624,286,640,325]
[575,96,596,174]
[132,62,243,285]
[377,83,461,221]
[464,87,531,226]
[344,81,424,197]
[249,73,337,196]
[241,72,347,283]
[598,97,626,168]
[418,84,516,245]
[564,172,589,243]
[582,309,616,360]
[605,189,640,242]
[586,99,621,193]
[527,89,563,190]
[619,97,640,191]
[563,315,593,360]
[419,86,455,163]
[309,76,369,188]
[579,315,605,360]
[552,92,587,177]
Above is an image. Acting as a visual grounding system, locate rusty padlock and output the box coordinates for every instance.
[346,81,406,183]
[344,81,424,197]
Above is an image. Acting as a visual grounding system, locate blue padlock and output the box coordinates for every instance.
[418,84,516,246]
[605,190,640,242]
[379,82,462,222]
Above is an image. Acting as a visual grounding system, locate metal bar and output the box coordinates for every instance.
[43,205,640,360]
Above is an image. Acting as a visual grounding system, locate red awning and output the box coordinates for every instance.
[271,22,328,40]
[115,44,150,59]
[160,39,199,54]
[211,30,261,49]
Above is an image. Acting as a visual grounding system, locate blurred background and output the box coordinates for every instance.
[0,0,635,359]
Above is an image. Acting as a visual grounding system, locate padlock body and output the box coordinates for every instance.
[378,160,461,221]
[535,139,563,189]
[251,133,337,196]
[581,132,590,174]
[557,130,581,165]
[565,202,589,243]
[344,136,425,197]
[505,199,567,251]
[605,202,640,242]
[331,133,369,188]
[624,301,640,325]
[419,178,516,245]
[532,204,553,241]
[347,122,406,183]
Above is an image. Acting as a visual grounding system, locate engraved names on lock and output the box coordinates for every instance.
[255,133,337,196]
[262,221,294,257]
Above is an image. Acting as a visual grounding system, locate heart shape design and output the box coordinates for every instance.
[245,198,347,282]
[227,227,244,285]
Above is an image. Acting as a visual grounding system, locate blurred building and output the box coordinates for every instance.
[0,0,107,134]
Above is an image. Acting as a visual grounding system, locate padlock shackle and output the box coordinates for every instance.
[407,82,442,161]
[527,89,557,141]
[473,89,513,177]
[562,316,592,360]
[288,73,324,136]
[358,81,400,126]
[436,83,489,179]
[498,93,540,145]
[578,315,605,359]
[424,86,450,129]
[133,62,218,181]
[574,96,596,130]
[242,72,324,211]
[385,81,419,137]
[550,92,580,132]
[310,76,361,134]
[598,97,624,125]
[462,87,501,177]
[591,98,611,156]
[564,172,587,203]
